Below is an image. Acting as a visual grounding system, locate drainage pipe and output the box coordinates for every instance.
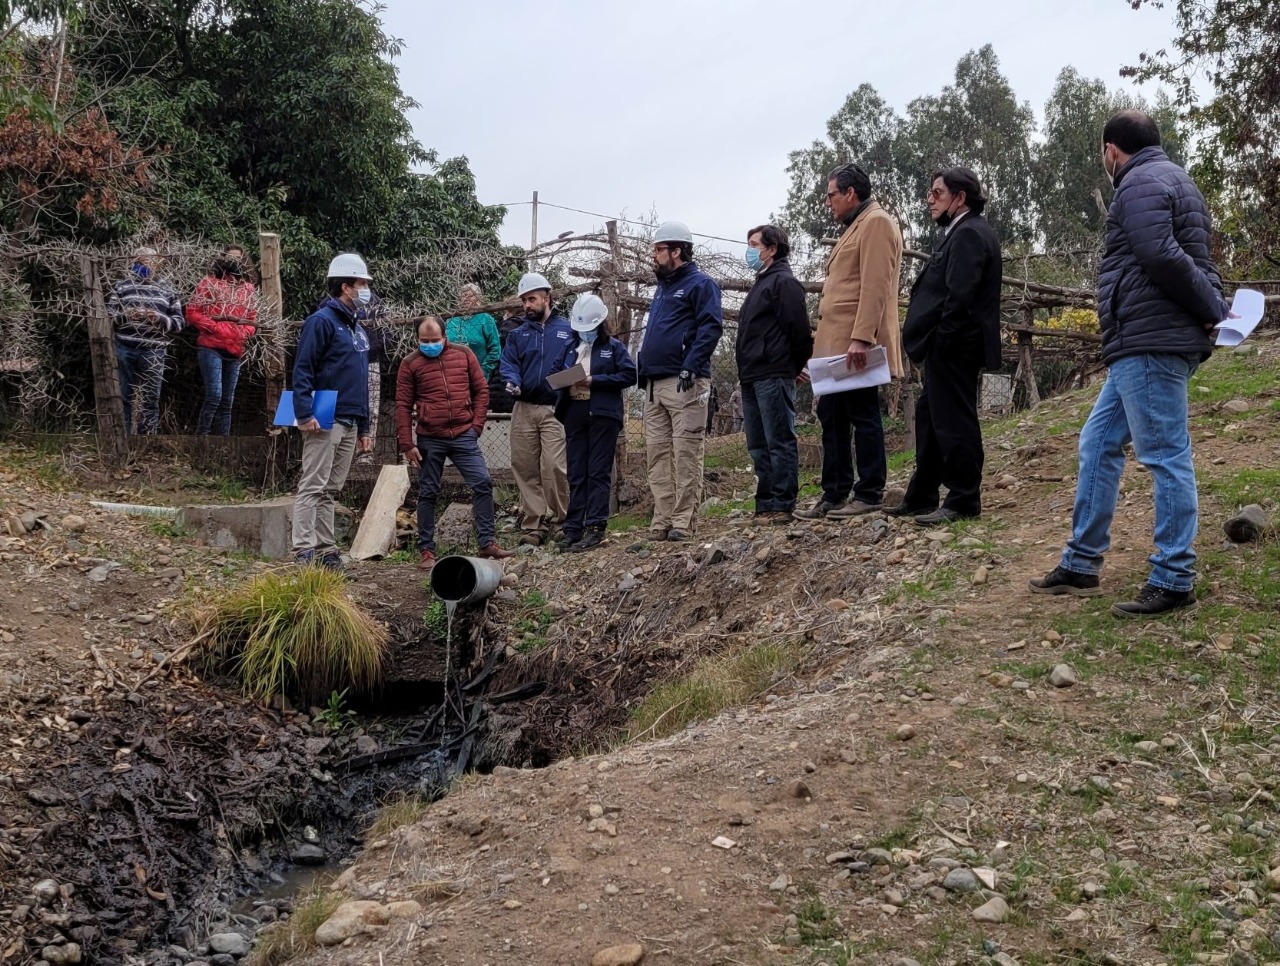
[429,555,505,605]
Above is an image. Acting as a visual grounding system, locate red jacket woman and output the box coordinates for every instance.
[186,247,258,435]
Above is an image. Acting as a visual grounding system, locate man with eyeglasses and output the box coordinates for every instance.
[795,163,904,521]
[636,221,724,542]
[898,167,1003,526]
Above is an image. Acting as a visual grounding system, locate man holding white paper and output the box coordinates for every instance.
[794,163,903,521]
[898,166,1003,526]
[1030,110,1228,618]
[291,253,374,569]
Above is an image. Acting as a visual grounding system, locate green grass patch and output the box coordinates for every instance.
[248,888,341,966]
[887,448,915,474]
[197,568,388,705]
[882,565,962,605]
[607,512,649,533]
[513,589,555,653]
[702,496,753,519]
[1201,467,1280,513]
[627,640,806,741]
[1189,353,1278,404]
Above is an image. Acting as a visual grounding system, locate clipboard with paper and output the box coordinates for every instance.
[546,363,587,390]
[1214,289,1265,347]
[807,346,891,397]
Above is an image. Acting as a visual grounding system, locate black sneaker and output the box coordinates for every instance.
[1111,584,1197,619]
[320,551,344,572]
[666,529,691,542]
[793,500,844,521]
[555,533,581,552]
[1028,566,1102,597]
[568,529,604,553]
[884,503,935,518]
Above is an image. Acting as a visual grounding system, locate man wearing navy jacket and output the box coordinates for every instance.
[637,221,723,542]
[499,272,572,546]
[290,252,373,569]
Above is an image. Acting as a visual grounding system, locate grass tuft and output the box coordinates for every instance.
[366,792,429,841]
[197,568,388,706]
[627,640,805,741]
[247,888,340,966]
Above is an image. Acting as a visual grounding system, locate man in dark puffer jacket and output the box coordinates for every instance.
[1030,110,1229,618]
[396,316,513,571]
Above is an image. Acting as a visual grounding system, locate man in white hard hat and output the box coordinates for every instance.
[636,221,723,541]
[498,272,572,546]
[291,252,374,569]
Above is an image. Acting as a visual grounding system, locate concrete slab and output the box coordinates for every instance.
[176,497,352,559]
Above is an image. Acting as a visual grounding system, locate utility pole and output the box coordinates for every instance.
[529,190,539,268]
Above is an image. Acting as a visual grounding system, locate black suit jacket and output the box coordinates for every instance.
[901,213,1003,370]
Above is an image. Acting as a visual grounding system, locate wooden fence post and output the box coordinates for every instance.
[604,220,629,514]
[259,232,286,425]
[1017,306,1041,409]
[80,254,127,461]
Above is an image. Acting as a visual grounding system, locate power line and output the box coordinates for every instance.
[493,199,746,247]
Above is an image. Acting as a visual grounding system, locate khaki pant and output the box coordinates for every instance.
[292,423,359,554]
[510,402,568,534]
[644,375,709,532]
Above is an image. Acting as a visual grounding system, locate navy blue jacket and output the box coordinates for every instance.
[293,297,371,435]
[637,262,723,384]
[551,335,638,424]
[498,311,574,406]
[1098,146,1226,366]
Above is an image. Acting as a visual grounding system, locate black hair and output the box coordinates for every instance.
[930,166,987,214]
[747,224,791,261]
[827,162,871,202]
[212,243,246,280]
[416,315,444,337]
[670,240,694,263]
[326,277,357,298]
[1102,109,1162,155]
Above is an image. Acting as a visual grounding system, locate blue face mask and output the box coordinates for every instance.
[579,328,598,344]
[745,248,763,272]
[420,342,444,358]
[352,285,372,305]
[133,263,152,279]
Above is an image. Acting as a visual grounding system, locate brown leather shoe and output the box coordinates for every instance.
[418,550,436,571]
[476,542,514,560]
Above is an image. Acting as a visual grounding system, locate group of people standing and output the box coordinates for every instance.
[108,244,258,436]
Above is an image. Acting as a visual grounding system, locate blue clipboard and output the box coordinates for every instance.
[274,390,338,430]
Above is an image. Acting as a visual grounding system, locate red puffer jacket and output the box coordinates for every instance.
[185,275,258,358]
[395,343,489,450]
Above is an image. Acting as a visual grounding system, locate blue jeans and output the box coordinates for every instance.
[196,347,242,436]
[742,378,799,513]
[115,338,166,435]
[1060,353,1200,591]
[415,430,497,552]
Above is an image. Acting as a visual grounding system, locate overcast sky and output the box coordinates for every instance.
[378,0,1179,256]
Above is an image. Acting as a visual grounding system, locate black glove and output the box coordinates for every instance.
[677,370,694,393]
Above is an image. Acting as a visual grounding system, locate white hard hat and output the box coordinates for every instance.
[327,252,372,280]
[653,221,693,244]
[570,293,608,332]
[517,272,552,297]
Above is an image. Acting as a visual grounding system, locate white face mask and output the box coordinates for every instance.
[1103,147,1118,188]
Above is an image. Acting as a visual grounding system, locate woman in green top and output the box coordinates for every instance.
[445,283,501,377]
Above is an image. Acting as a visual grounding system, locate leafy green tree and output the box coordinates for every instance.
[1122,0,1280,275]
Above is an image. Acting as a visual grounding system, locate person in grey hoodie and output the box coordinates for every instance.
[1030,110,1229,618]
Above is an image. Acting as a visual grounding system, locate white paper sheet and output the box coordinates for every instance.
[807,347,891,397]
[1215,289,1265,347]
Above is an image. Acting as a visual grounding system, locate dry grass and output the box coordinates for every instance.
[626,639,806,742]
[195,567,388,706]
[365,792,429,841]
[246,888,340,966]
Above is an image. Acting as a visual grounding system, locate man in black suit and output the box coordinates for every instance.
[896,166,1003,525]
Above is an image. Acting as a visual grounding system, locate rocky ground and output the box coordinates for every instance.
[2,333,1279,966]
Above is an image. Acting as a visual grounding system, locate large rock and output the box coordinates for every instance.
[206,933,250,957]
[971,896,1011,923]
[1225,505,1270,544]
[314,901,390,946]
[591,944,646,966]
[434,502,477,554]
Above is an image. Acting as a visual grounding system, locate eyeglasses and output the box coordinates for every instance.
[652,244,671,254]
[825,189,847,200]
[927,187,948,200]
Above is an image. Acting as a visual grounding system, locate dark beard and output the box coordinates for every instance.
[654,264,675,282]
[525,308,544,321]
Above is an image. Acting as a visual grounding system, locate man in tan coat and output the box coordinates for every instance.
[795,163,904,520]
